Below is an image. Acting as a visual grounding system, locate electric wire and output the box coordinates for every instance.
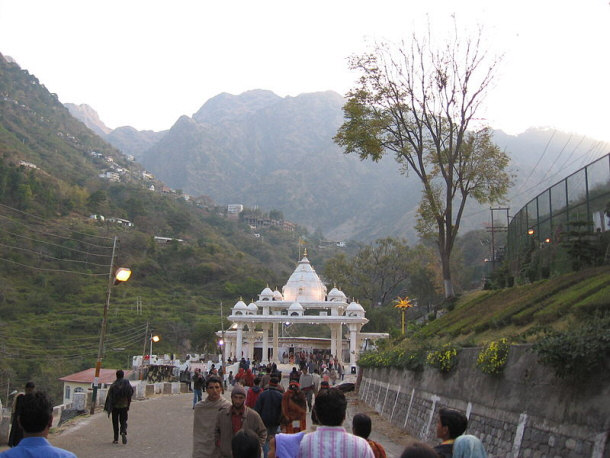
[461,148,608,220]
[516,129,556,194]
[0,242,110,267]
[0,213,114,250]
[0,323,148,345]
[0,256,108,275]
[0,228,112,258]
[0,202,114,241]
[0,331,148,360]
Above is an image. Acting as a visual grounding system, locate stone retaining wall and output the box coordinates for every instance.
[359,345,609,458]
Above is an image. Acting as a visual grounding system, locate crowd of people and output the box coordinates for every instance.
[191,364,488,458]
[3,369,487,458]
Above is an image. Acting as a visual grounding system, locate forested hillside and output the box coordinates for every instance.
[0,54,314,402]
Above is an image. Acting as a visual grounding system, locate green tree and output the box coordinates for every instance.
[87,189,108,213]
[269,209,284,221]
[334,29,511,298]
[324,237,412,307]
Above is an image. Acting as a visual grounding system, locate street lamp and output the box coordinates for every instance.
[394,296,414,335]
[150,334,160,358]
[90,236,131,414]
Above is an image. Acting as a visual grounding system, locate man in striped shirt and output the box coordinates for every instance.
[297,388,374,458]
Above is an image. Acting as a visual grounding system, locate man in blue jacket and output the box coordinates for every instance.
[2,392,76,457]
[254,377,283,457]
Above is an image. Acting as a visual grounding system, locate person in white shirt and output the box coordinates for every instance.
[297,388,373,458]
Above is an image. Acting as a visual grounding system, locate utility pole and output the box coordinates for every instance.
[90,236,117,414]
[487,208,510,273]
[220,302,226,370]
[139,321,150,380]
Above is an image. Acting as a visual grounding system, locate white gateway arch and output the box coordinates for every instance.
[219,255,385,371]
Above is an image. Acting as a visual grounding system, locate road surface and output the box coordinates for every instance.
[7,384,415,457]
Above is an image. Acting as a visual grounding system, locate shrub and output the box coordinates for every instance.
[357,341,429,371]
[477,338,510,375]
[532,314,610,380]
[426,344,459,373]
[400,347,428,372]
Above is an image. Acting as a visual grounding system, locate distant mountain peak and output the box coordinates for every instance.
[65,103,112,136]
[192,89,282,124]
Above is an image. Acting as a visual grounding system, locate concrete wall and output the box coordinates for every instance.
[359,345,609,458]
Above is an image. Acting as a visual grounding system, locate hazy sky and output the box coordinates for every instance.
[1,0,609,143]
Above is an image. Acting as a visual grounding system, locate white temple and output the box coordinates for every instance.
[218,254,388,371]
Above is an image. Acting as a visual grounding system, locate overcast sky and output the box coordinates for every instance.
[1,0,609,143]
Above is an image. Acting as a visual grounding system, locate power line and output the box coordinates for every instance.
[516,129,556,194]
[0,228,112,258]
[0,213,114,250]
[0,242,109,267]
[0,202,114,241]
[0,256,108,275]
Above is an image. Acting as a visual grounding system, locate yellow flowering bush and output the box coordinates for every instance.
[477,338,510,375]
[426,345,459,373]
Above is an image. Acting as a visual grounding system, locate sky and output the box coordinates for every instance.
[1,0,609,143]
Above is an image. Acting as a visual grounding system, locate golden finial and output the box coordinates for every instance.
[303,248,308,257]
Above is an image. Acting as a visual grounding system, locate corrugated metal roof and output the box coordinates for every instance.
[58,368,133,384]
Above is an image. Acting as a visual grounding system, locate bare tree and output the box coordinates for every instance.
[335,27,511,298]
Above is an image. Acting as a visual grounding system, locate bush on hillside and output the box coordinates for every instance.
[426,344,460,373]
[532,313,610,381]
[477,338,510,375]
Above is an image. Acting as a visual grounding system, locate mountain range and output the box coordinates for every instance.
[68,89,609,243]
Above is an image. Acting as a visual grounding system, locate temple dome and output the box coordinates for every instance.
[288,301,304,316]
[346,301,365,317]
[259,286,274,301]
[328,287,347,302]
[232,299,247,315]
[273,289,283,301]
[282,256,327,302]
[247,302,258,314]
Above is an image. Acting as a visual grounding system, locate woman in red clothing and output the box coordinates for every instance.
[281,381,307,433]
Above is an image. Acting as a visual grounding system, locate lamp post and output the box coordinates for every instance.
[150,334,160,358]
[394,296,414,335]
[220,301,226,371]
[90,236,131,414]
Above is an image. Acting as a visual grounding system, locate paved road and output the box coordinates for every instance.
[52,393,194,457]
[44,385,413,457]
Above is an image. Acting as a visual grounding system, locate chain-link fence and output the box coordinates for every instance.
[506,154,610,278]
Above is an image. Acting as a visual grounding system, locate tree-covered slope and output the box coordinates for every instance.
[0,53,309,403]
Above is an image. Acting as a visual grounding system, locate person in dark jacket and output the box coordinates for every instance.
[254,378,283,457]
[8,381,35,447]
[192,368,205,408]
[104,370,134,444]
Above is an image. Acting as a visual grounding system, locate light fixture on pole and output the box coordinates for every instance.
[150,334,160,358]
[394,296,414,335]
[220,301,226,374]
[90,236,131,414]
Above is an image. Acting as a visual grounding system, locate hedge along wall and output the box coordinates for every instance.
[358,345,609,458]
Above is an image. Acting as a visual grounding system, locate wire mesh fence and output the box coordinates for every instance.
[506,154,610,278]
